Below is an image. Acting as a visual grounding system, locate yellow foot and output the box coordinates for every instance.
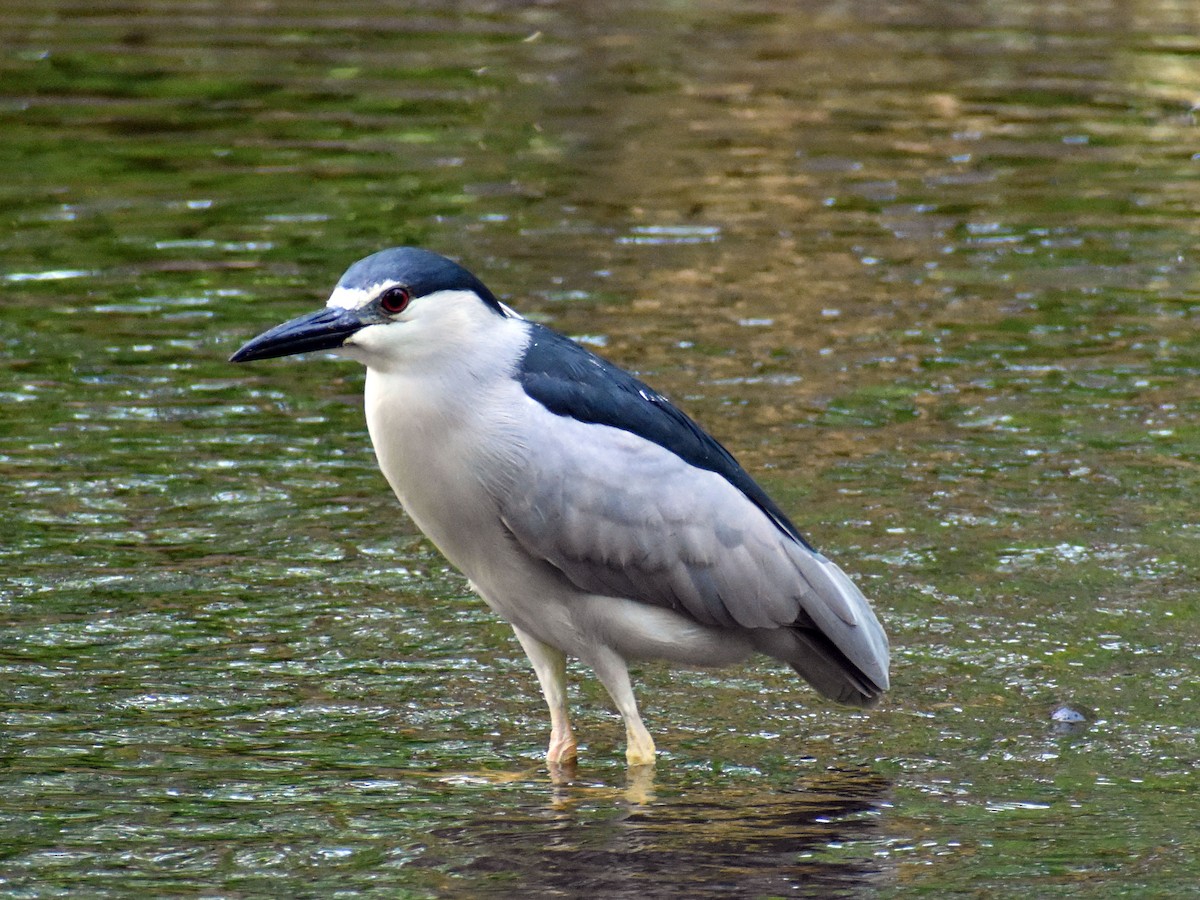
[546,736,578,768]
[624,732,657,767]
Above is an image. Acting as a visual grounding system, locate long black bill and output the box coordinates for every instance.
[230,306,367,363]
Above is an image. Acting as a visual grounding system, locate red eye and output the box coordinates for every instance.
[379,286,411,314]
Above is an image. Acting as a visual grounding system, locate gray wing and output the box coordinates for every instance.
[493,416,889,692]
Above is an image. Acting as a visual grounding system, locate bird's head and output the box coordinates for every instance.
[230,247,512,369]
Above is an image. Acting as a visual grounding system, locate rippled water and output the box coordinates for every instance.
[2,1,1198,896]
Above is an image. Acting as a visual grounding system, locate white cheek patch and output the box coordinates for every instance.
[339,322,383,352]
[326,280,404,311]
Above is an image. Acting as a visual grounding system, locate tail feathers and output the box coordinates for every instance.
[788,626,885,707]
[757,548,890,707]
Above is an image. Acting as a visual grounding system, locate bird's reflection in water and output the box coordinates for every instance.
[425,765,891,897]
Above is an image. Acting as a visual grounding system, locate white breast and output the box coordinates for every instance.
[356,307,542,585]
[365,371,507,557]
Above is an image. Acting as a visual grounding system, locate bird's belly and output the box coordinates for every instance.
[395,477,589,650]
[367,416,753,665]
[361,371,756,669]
[573,594,756,667]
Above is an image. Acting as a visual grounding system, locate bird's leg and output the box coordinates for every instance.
[512,626,577,766]
[587,648,657,767]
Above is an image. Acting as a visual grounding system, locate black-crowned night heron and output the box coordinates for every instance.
[231,247,889,767]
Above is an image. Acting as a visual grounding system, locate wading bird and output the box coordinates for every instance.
[231,248,889,766]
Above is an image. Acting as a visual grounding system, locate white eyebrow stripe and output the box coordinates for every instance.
[326,280,403,310]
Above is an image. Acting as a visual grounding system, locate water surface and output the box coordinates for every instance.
[1,1,1198,896]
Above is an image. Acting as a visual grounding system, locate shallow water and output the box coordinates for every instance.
[2,1,1198,896]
